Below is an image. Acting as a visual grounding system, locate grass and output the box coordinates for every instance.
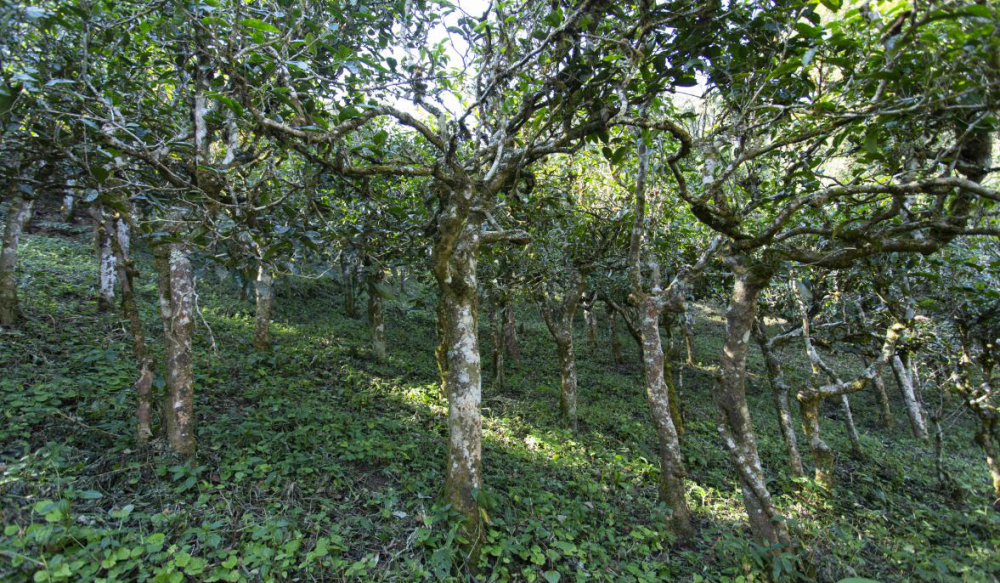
[1,225,998,583]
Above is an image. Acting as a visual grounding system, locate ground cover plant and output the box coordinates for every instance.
[2,0,1000,581]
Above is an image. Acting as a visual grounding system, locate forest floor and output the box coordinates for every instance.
[1,220,998,583]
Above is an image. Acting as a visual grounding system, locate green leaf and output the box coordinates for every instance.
[543,571,561,583]
[240,19,280,35]
[836,579,882,583]
[957,5,992,18]
[819,0,841,12]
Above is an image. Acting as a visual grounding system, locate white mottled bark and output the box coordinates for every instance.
[715,261,790,546]
[99,215,118,311]
[432,200,484,544]
[840,394,861,452]
[165,244,196,457]
[893,354,929,441]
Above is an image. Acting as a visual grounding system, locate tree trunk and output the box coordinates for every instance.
[366,267,387,361]
[254,264,274,351]
[799,396,833,487]
[584,302,598,351]
[162,243,196,458]
[840,394,861,452]
[975,419,1000,499]
[892,353,929,441]
[433,213,484,548]
[62,180,76,222]
[639,295,693,538]
[490,300,504,390]
[502,300,521,365]
[555,336,578,429]
[109,211,153,445]
[715,260,789,546]
[0,194,34,326]
[153,246,175,434]
[682,304,696,365]
[872,369,895,429]
[90,205,118,312]
[752,320,806,479]
[340,248,357,318]
[608,306,624,365]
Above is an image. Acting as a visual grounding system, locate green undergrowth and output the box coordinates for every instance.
[1,230,998,583]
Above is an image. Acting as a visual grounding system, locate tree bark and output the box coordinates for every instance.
[153,246,175,434]
[254,263,274,351]
[556,337,578,426]
[109,209,153,445]
[872,369,895,429]
[432,205,484,548]
[541,275,585,430]
[715,258,790,546]
[682,304,696,365]
[502,300,521,365]
[583,298,598,351]
[839,394,861,452]
[366,266,387,361]
[489,298,504,390]
[90,205,118,312]
[892,353,929,441]
[608,308,624,365]
[752,319,806,479]
[340,246,357,318]
[976,419,1000,499]
[0,194,34,326]
[639,295,693,538]
[62,180,76,222]
[158,243,196,458]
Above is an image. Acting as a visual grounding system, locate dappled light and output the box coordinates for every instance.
[2,1,999,582]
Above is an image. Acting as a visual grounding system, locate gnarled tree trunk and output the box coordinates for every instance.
[715,258,790,546]
[639,294,693,538]
[0,194,34,326]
